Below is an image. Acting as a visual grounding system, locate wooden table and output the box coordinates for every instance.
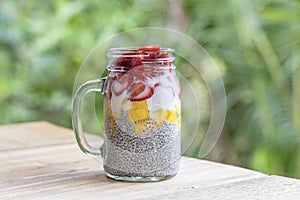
[0,121,299,199]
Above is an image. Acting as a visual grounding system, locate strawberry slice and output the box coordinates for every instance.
[158,52,171,66]
[112,73,134,96]
[138,46,161,51]
[128,82,154,101]
[154,82,161,88]
[148,52,161,59]
[115,57,142,68]
[140,47,161,59]
[158,52,170,59]
[143,50,171,66]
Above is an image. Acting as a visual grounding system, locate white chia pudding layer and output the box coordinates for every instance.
[103,114,180,177]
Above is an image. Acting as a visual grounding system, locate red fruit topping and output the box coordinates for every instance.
[158,52,171,66]
[159,52,170,59]
[142,50,171,67]
[138,46,161,51]
[154,82,161,88]
[112,73,134,96]
[115,57,142,68]
[128,82,154,101]
[148,52,161,59]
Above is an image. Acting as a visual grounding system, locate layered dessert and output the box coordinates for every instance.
[103,46,181,179]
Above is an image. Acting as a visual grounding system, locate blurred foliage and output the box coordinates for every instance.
[0,0,299,178]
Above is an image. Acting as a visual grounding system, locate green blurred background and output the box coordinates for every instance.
[1,0,299,178]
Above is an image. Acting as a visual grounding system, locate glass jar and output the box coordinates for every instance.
[72,46,181,182]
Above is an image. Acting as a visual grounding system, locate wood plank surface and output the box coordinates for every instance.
[0,121,299,199]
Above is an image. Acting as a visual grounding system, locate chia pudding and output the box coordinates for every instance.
[102,46,181,180]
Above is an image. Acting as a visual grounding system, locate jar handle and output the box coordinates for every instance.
[72,78,106,157]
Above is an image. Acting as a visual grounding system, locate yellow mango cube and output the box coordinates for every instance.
[128,109,149,122]
[165,105,181,129]
[175,105,180,114]
[165,110,177,123]
[131,100,148,110]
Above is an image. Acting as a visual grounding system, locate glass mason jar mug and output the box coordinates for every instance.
[72,47,181,182]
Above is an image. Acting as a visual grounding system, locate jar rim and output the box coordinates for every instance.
[107,47,175,58]
[107,47,176,68]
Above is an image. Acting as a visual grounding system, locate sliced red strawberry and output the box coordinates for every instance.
[148,52,161,59]
[128,82,154,101]
[143,51,172,67]
[115,57,142,68]
[154,82,161,88]
[139,46,161,62]
[138,46,161,51]
[158,52,171,66]
[158,52,169,58]
[112,73,134,96]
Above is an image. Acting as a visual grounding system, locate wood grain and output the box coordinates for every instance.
[0,122,299,199]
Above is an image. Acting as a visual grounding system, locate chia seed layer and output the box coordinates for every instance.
[103,113,180,177]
